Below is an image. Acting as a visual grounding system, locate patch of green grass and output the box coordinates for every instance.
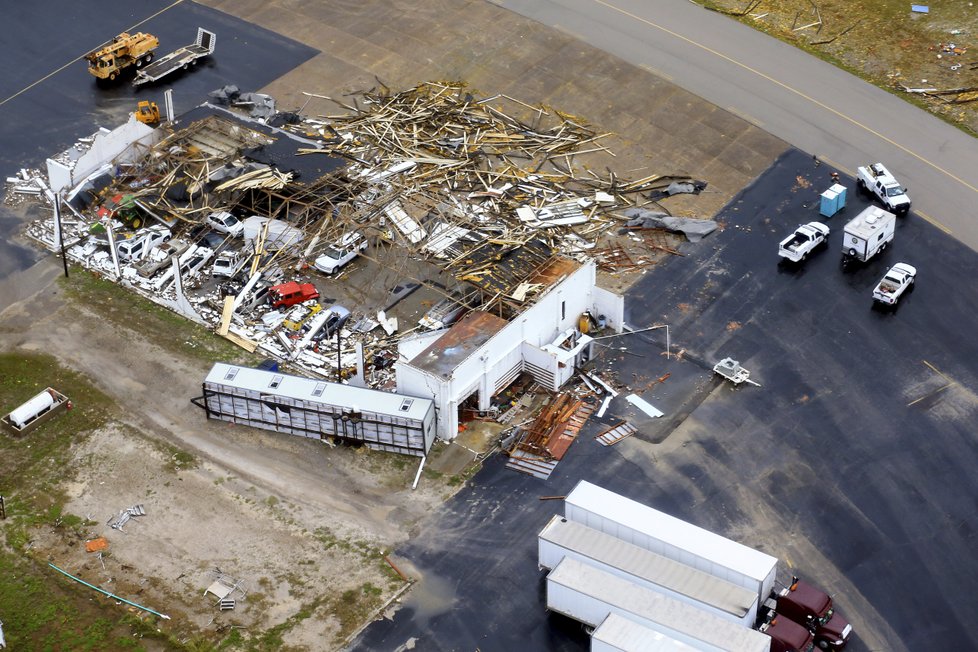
[151,438,200,474]
[0,546,183,651]
[0,352,114,544]
[328,582,388,643]
[59,268,253,364]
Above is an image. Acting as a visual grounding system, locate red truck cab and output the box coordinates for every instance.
[268,282,319,309]
[777,578,852,650]
[760,615,815,652]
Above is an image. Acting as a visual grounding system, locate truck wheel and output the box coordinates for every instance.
[801,252,808,261]
[109,72,116,81]
[145,53,154,64]
[136,58,143,68]
[817,640,829,650]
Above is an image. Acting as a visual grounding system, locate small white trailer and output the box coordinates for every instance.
[538,515,759,627]
[591,613,698,652]
[547,558,771,652]
[841,206,895,266]
[564,481,778,603]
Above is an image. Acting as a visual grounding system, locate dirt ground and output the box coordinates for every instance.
[0,0,790,648]
[0,254,461,648]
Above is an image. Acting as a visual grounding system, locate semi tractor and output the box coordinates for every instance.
[775,579,852,650]
[563,481,851,649]
[85,32,159,81]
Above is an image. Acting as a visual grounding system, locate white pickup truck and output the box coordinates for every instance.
[873,262,916,305]
[778,222,829,262]
[857,163,911,214]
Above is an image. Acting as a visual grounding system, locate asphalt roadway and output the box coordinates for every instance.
[493,0,978,254]
[353,150,978,651]
[0,0,316,284]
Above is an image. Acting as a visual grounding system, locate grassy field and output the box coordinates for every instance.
[0,352,179,651]
[61,269,252,366]
[704,0,978,135]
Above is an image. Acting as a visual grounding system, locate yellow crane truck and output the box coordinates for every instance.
[85,32,159,81]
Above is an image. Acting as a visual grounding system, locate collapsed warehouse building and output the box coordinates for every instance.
[18,81,703,452]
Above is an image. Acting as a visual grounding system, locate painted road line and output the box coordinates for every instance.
[590,0,978,200]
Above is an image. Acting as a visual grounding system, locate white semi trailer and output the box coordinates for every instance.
[538,515,758,627]
[564,481,778,604]
[547,557,771,652]
[591,613,698,652]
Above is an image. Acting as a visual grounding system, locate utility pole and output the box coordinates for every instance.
[0,495,6,520]
[54,195,69,278]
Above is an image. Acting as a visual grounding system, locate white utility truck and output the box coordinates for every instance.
[872,263,916,306]
[841,206,895,267]
[856,162,911,214]
[778,222,829,262]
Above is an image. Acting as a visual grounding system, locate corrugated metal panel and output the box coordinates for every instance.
[539,515,757,622]
[565,481,777,598]
[591,613,698,652]
[205,362,432,421]
[202,363,435,456]
[547,559,770,652]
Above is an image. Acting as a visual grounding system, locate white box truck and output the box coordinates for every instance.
[547,558,770,652]
[591,613,698,652]
[539,515,758,627]
[564,481,778,603]
[841,206,895,266]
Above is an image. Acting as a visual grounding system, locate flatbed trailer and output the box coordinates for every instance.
[133,28,215,86]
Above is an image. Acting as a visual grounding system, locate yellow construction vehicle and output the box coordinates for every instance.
[134,101,160,125]
[85,32,159,81]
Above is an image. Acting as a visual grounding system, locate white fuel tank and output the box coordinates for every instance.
[8,389,56,428]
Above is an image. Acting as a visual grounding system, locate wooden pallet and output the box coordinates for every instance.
[546,400,597,460]
[595,421,638,446]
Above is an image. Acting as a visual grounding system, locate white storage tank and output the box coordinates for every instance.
[8,389,57,428]
[564,481,778,603]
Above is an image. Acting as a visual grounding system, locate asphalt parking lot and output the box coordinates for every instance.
[353,149,978,652]
[0,0,316,280]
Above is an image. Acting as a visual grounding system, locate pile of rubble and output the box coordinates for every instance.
[17,81,710,385]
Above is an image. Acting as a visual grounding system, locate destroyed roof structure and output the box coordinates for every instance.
[17,80,707,447]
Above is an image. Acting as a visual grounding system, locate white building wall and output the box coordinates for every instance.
[592,285,625,332]
[47,115,160,194]
[397,260,624,441]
